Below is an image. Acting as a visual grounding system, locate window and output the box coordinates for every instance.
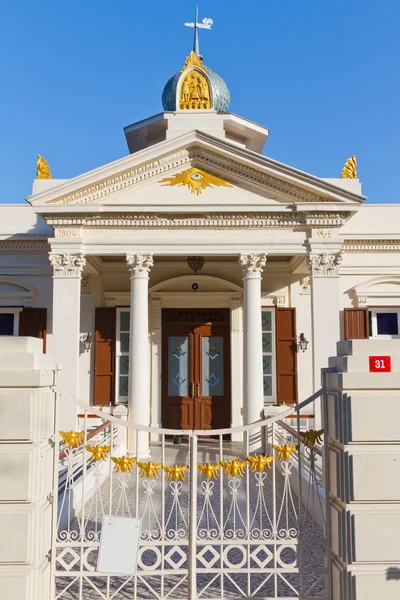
[369,308,400,338]
[0,308,22,336]
[116,309,130,403]
[261,309,277,404]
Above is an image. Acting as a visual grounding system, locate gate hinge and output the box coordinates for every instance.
[47,492,54,505]
[48,436,55,448]
[46,549,52,562]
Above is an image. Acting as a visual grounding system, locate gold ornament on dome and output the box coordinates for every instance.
[340,155,357,179]
[219,457,247,478]
[246,454,276,473]
[137,461,163,479]
[85,445,111,461]
[111,455,137,473]
[300,429,324,446]
[163,464,188,481]
[159,166,233,195]
[181,50,207,73]
[273,444,299,461]
[60,430,85,448]
[36,154,52,179]
[179,69,211,110]
[198,463,221,480]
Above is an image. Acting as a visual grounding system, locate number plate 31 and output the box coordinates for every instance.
[369,356,391,372]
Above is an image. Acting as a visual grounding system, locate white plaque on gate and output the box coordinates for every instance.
[97,516,142,575]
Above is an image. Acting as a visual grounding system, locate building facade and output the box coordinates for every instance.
[1,45,400,439]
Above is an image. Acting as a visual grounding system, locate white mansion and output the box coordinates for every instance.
[1,41,400,436]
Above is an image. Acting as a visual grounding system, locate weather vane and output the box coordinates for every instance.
[184,6,213,56]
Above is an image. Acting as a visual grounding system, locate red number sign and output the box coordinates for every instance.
[369,356,391,372]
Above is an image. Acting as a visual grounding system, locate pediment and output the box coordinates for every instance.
[28,131,365,214]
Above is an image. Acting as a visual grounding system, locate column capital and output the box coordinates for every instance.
[239,253,267,278]
[307,250,343,277]
[126,253,154,278]
[49,253,86,277]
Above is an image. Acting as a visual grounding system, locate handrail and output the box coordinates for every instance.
[62,388,324,437]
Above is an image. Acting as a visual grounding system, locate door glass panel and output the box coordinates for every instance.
[117,309,130,403]
[168,336,189,397]
[119,356,129,375]
[262,309,276,401]
[377,312,399,335]
[202,336,224,397]
[0,314,14,335]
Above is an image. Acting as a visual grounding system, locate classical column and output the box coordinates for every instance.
[307,246,343,427]
[239,254,266,428]
[126,253,153,457]
[49,252,86,429]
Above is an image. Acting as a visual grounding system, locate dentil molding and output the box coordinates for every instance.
[239,253,267,277]
[126,254,154,277]
[307,251,343,277]
[49,253,86,277]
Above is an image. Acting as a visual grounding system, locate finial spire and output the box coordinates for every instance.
[184,7,213,58]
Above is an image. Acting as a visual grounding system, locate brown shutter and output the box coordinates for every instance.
[93,307,116,406]
[344,307,369,340]
[19,308,47,353]
[276,307,298,405]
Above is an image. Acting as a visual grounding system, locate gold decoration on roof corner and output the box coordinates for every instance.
[159,166,233,195]
[181,50,207,73]
[300,429,324,446]
[198,463,221,480]
[219,457,247,478]
[180,69,211,110]
[246,454,276,473]
[273,444,299,461]
[163,464,189,481]
[111,455,137,473]
[60,430,85,448]
[36,154,52,179]
[85,444,111,461]
[137,461,163,479]
[340,154,357,179]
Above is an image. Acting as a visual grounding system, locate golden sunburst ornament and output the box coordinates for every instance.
[60,431,85,448]
[137,461,163,479]
[300,429,324,446]
[273,444,299,461]
[163,464,188,482]
[219,457,247,478]
[85,445,111,461]
[198,463,221,480]
[159,167,233,196]
[246,454,276,473]
[111,455,137,473]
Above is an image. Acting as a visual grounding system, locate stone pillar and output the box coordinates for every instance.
[239,254,266,426]
[49,252,85,430]
[126,253,153,458]
[0,337,56,600]
[325,339,400,600]
[307,245,342,427]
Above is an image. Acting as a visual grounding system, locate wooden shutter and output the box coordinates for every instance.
[19,308,47,352]
[344,307,369,340]
[94,307,116,406]
[276,307,298,405]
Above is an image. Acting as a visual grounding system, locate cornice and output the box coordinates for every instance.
[0,240,50,253]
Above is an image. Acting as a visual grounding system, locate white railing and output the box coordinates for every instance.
[51,390,329,600]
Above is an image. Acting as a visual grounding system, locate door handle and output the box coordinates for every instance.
[196,383,200,398]
[191,382,195,399]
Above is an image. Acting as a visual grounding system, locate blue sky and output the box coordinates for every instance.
[0,0,399,204]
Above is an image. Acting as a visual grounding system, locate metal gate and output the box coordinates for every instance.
[51,391,328,600]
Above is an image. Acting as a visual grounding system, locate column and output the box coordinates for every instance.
[50,252,85,430]
[307,245,342,428]
[126,253,153,457]
[239,253,266,426]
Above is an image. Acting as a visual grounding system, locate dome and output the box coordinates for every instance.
[162,52,230,113]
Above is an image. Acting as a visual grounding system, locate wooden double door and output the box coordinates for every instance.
[162,309,231,431]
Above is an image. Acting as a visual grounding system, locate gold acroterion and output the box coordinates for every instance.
[300,429,324,446]
[85,445,111,461]
[246,454,276,473]
[159,167,233,195]
[219,457,247,478]
[163,464,189,482]
[340,155,357,179]
[36,154,52,179]
[179,69,211,110]
[273,444,299,461]
[111,455,137,473]
[137,461,163,479]
[60,430,85,448]
[198,463,221,480]
[181,50,207,73]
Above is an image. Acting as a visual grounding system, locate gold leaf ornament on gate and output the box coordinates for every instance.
[159,167,233,196]
[163,464,188,481]
[273,444,299,461]
[219,457,247,478]
[85,445,111,461]
[111,455,137,473]
[300,429,324,446]
[198,463,221,480]
[246,454,276,473]
[137,461,163,479]
[60,430,85,448]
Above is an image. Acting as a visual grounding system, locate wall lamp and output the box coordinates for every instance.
[81,332,92,352]
[297,333,309,353]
